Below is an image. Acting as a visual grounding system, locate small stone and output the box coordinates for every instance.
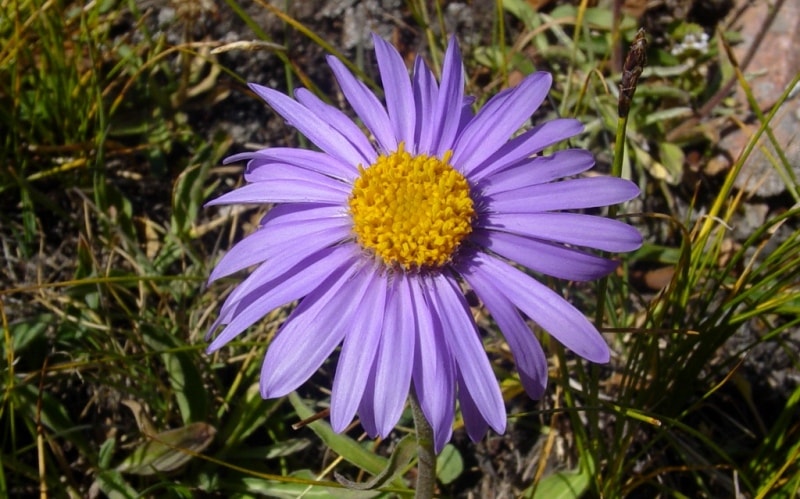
[157,7,175,28]
[716,0,800,197]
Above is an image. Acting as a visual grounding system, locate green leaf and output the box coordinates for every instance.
[503,0,539,29]
[582,7,638,31]
[473,46,536,75]
[436,444,464,485]
[658,141,685,185]
[92,470,138,499]
[224,437,312,461]
[116,422,216,476]
[4,314,50,353]
[98,437,117,470]
[103,183,136,239]
[633,143,682,184]
[171,134,230,236]
[335,434,416,490]
[236,471,380,498]
[635,85,692,100]
[288,393,389,476]
[142,325,209,423]
[219,383,275,447]
[526,459,591,498]
[644,106,694,126]
[549,5,637,31]
[261,438,313,460]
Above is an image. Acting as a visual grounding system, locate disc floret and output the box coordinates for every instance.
[349,145,475,270]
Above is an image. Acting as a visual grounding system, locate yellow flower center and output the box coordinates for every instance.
[348,145,475,271]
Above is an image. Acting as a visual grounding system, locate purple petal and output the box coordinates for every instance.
[358,375,379,437]
[485,177,641,213]
[259,257,369,398]
[327,56,397,153]
[294,88,377,166]
[460,265,548,399]
[468,119,585,181]
[369,274,415,437]
[411,277,455,453]
[452,72,552,173]
[430,36,465,156]
[257,202,340,226]
[241,156,352,191]
[211,247,310,332]
[216,223,350,292]
[249,83,369,166]
[412,56,438,153]
[208,244,357,353]
[207,243,350,337]
[227,148,357,182]
[481,212,643,252]
[458,252,610,363]
[476,149,595,194]
[330,269,387,432]
[208,205,350,281]
[244,163,352,194]
[429,274,506,435]
[205,175,349,206]
[215,242,351,329]
[458,97,475,134]
[457,371,490,443]
[208,237,340,337]
[373,34,415,148]
[471,229,619,281]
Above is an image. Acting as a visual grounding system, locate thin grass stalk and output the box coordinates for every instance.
[553,346,598,492]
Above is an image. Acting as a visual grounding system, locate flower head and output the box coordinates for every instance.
[207,34,642,452]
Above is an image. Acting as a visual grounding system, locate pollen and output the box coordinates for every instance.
[348,145,475,271]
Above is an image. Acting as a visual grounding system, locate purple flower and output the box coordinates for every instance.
[206,34,641,452]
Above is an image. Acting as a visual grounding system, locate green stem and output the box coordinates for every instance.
[610,115,628,180]
[594,115,627,329]
[596,27,645,329]
[410,392,436,499]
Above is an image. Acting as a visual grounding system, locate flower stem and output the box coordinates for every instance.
[595,28,647,329]
[410,392,436,499]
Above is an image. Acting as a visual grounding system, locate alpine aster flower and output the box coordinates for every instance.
[207,34,642,452]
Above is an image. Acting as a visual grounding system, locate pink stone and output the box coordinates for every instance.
[716,0,800,197]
